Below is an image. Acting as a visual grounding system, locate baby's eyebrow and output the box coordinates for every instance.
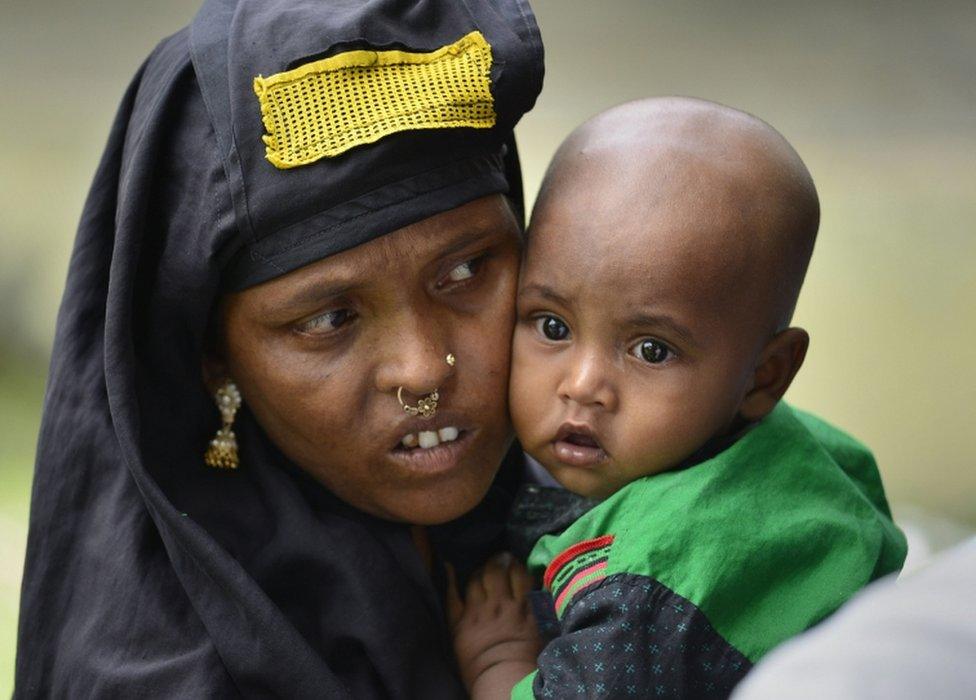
[519,283,572,308]
[625,312,698,347]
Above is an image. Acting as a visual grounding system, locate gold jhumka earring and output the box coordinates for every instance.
[396,353,455,419]
[204,380,242,469]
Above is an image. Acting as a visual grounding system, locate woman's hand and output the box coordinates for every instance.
[447,553,543,700]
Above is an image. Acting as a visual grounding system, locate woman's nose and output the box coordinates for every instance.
[557,349,617,412]
[374,314,455,398]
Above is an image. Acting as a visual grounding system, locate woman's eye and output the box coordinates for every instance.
[632,338,673,364]
[297,309,355,334]
[535,315,570,341]
[444,256,485,284]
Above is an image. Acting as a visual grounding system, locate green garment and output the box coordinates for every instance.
[512,402,906,698]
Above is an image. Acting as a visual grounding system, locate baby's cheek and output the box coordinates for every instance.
[622,391,723,473]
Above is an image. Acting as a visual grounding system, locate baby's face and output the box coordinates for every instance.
[511,166,771,499]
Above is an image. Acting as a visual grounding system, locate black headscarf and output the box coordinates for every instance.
[15,1,543,696]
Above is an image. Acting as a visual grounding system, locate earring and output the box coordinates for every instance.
[205,380,242,469]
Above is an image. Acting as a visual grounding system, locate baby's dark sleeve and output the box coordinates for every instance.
[513,573,752,699]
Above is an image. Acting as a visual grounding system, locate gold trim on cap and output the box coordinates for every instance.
[254,31,496,169]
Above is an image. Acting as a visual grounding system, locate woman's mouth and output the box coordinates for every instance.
[397,426,461,450]
[552,424,609,468]
[390,425,472,475]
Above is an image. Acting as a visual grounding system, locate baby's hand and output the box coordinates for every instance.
[447,553,542,700]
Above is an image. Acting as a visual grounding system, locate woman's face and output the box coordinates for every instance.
[214,195,521,524]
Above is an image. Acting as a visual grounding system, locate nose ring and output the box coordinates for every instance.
[397,386,439,418]
[396,353,456,419]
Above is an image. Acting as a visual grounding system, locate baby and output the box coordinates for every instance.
[449,98,907,699]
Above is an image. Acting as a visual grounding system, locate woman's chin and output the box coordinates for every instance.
[377,465,499,525]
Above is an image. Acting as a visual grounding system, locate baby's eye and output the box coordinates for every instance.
[442,255,487,285]
[535,315,570,341]
[297,308,355,335]
[631,338,674,364]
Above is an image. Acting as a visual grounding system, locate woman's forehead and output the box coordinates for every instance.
[233,196,518,308]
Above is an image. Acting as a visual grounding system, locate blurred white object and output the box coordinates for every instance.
[894,503,976,574]
[732,536,976,699]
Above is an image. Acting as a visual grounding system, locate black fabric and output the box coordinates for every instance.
[15,2,542,697]
[532,574,752,699]
[528,590,562,644]
[189,0,544,290]
[506,484,600,561]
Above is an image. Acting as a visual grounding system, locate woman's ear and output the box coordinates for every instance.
[738,328,809,422]
[201,303,229,394]
[202,352,228,395]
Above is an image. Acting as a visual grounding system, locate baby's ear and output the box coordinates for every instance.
[738,328,809,422]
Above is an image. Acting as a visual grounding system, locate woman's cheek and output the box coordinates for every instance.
[474,290,518,378]
[509,330,546,432]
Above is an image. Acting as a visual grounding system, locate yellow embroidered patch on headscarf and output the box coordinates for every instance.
[253,31,496,169]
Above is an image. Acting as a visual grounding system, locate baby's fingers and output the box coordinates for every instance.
[480,552,516,599]
[445,563,464,629]
[508,557,534,600]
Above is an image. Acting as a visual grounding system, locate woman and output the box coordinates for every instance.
[15,0,543,696]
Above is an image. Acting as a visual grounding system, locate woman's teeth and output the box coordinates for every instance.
[400,427,460,450]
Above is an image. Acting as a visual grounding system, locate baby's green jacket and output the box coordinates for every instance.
[513,402,907,699]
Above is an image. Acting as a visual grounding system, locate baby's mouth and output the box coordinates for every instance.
[563,433,599,448]
[552,424,608,468]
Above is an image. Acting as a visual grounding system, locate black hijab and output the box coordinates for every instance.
[15,1,543,696]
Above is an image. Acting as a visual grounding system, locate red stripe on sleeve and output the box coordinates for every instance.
[543,534,615,590]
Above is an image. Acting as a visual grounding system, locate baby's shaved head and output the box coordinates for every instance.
[513,98,820,497]
[533,97,819,335]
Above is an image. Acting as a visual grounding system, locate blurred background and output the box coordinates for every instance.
[1,0,974,692]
